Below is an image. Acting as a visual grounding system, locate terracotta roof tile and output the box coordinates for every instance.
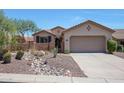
[32,30,56,36]
[112,29,124,40]
[51,26,65,30]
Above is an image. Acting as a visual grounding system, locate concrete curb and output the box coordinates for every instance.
[0,73,124,83]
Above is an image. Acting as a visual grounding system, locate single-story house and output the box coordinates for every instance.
[32,20,124,53]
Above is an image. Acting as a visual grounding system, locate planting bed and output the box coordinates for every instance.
[0,52,87,77]
[113,52,124,59]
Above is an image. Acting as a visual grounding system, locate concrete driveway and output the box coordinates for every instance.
[71,53,124,80]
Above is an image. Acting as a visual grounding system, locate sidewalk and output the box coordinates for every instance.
[0,73,124,83]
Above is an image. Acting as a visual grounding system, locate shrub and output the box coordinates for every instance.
[64,49,70,54]
[52,48,58,58]
[107,39,117,54]
[0,48,8,61]
[117,45,123,52]
[3,52,11,64]
[2,49,8,54]
[15,50,24,60]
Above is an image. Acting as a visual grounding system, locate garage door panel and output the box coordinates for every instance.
[70,36,105,53]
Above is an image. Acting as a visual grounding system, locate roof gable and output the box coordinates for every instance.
[63,20,115,34]
[32,30,56,36]
[51,26,65,30]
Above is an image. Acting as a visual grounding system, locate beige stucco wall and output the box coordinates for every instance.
[63,23,113,52]
[51,28,64,38]
[33,31,55,50]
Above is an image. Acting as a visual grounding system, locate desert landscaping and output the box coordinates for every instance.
[0,50,86,77]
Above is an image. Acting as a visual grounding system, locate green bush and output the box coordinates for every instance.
[64,49,70,54]
[117,45,123,52]
[2,49,8,54]
[15,50,24,60]
[107,39,117,54]
[3,52,11,64]
[0,48,8,61]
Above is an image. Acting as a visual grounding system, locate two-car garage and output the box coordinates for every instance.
[63,20,115,53]
[70,36,106,53]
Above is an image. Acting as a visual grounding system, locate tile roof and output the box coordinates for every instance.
[32,20,124,40]
[51,26,66,30]
[32,30,56,36]
[112,29,124,40]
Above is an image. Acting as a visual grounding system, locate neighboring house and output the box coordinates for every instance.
[16,36,34,50]
[24,37,34,43]
[112,29,124,46]
[24,37,34,49]
[32,20,124,53]
[16,36,34,43]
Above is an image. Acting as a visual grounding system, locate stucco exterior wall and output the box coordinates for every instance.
[51,28,64,38]
[33,31,55,50]
[63,23,113,52]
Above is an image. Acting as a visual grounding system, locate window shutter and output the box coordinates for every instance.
[48,36,51,43]
[36,36,39,43]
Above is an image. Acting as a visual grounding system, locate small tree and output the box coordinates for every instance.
[13,19,40,37]
[13,19,40,50]
[107,39,117,54]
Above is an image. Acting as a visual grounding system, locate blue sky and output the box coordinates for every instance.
[4,9,124,29]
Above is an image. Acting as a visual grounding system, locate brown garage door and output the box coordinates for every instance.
[70,36,106,53]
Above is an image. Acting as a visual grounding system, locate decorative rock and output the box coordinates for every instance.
[64,70,71,77]
[31,50,45,57]
[23,51,67,77]
[30,59,66,76]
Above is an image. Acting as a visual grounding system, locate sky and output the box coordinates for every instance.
[4,9,124,30]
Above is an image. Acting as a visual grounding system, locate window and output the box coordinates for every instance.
[48,36,51,43]
[36,36,51,43]
[40,37,48,43]
[120,40,124,45]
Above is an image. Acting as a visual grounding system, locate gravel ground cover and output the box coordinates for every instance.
[113,52,124,59]
[0,52,87,77]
